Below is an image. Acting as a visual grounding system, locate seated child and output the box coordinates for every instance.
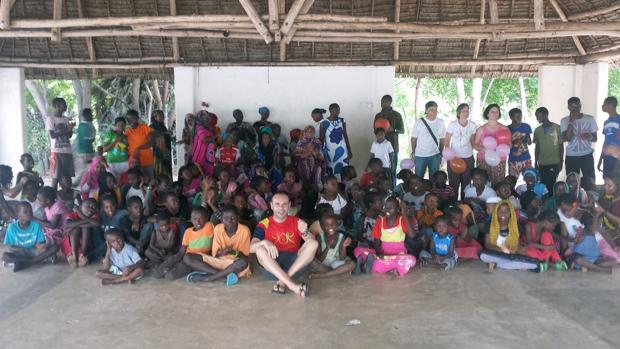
[519,190,542,221]
[445,206,481,259]
[524,209,567,271]
[340,165,358,194]
[310,212,355,279]
[178,165,201,204]
[96,228,145,285]
[374,176,392,202]
[16,153,44,188]
[570,212,617,273]
[232,192,257,231]
[57,174,79,212]
[543,181,568,211]
[186,205,251,285]
[317,175,350,227]
[356,192,382,248]
[156,191,191,241]
[248,176,272,220]
[309,203,335,236]
[1,202,58,272]
[36,186,69,260]
[120,196,154,254]
[62,199,99,267]
[216,168,239,205]
[566,172,590,206]
[145,212,179,273]
[360,158,384,189]
[95,172,121,205]
[516,167,548,199]
[18,180,44,220]
[122,168,146,205]
[354,197,416,277]
[277,168,302,214]
[419,217,457,270]
[464,168,497,202]
[402,175,428,211]
[215,137,240,171]
[495,180,521,210]
[416,193,443,238]
[395,169,414,199]
[556,193,583,254]
[430,171,455,209]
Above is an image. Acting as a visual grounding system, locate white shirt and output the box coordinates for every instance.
[446,119,477,158]
[125,187,145,203]
[464,184,497,201]
[411,117,446,157]
[560,114,598,157]
[370,140,394,169]
[557,208,584,242]
[317,194,347,215]
[403,191,428,211]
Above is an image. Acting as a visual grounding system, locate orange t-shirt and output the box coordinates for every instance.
[125,124,154,167]
[416,208,443,228]
[212,223,251,257]
[182,223,214,254]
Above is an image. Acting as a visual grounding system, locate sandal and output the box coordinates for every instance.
[67,254,77,268]
[226,273,239,287]
[78,255,88,268]
[299,282,310,298]
[186,271,210,283]
[554,261,568,271]
[271,283,286,295]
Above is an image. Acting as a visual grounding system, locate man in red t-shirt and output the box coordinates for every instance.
[251,192,317,297]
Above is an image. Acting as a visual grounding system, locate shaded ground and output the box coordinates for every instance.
[0,261,619,349]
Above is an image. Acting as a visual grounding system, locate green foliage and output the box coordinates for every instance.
[609,67,620,99]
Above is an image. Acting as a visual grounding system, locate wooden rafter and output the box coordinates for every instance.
[471,0,486,75]
[488,0,499,24]
[393,0,401,60]
[51,0,62,42]
[533,0,545,31]
[280,0,306,35]
[0,0,16,29]
[170,0,180,61]
[549,0,586,55]
[568,3,620,21]
[284,0,314,44]
[238,0,273,44]
[268,0,280,41]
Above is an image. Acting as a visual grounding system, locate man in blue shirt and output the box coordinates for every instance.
[599,96,620,178]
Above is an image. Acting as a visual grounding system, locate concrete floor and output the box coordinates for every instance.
[0,261,619,349]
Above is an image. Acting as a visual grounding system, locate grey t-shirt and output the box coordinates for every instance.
[110,244,142,269]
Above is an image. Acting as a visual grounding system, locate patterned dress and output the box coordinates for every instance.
[321,117,349,176]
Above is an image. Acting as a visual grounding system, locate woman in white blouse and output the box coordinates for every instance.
[444,103,477,199]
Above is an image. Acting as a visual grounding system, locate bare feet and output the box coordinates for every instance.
[488,263,496,273]
[67,254,77,268]
[78,255,88,268]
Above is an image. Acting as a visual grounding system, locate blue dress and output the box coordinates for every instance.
[321,117,349,175]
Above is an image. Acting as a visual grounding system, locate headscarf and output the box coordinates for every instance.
[543,181,569,211]
[521,167,546,198]
[258,106,269,115]
[182,113,195,144]
[79,156,110,199]
[489,200,520,253]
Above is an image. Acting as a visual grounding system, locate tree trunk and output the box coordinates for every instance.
[414,77,424,117]
[152,79,163,111]
[25,80,49,119]
[471,78,482,120]
[131,78,141,111]
[481,78,495,110]
[144,80,153,119]
[518,76,528,118]
[455,77,466,105]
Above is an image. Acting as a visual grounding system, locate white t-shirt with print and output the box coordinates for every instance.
[446,120,478,158]
[559,114,598,157]
[318,194,348,215]
[370,140,394,169]
[411,117,446,157]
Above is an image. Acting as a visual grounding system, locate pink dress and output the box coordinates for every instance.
[44,201,69,254]
[192,125,216,176]
[477,124,507,184]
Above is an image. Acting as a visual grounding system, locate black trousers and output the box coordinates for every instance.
[538,164,560,194]
[565,153,595,191]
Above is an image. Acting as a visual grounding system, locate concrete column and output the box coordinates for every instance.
[538,63,608,182]
[173,66,199,168]
[0,68,26,173]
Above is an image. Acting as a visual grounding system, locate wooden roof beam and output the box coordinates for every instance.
[533,0,545,31]
[471,0,486,76]
[568,3,620,21]
[0,0,16,29]
[268,0,280,41]
[393,0,401,60]
[51,0,62,42]
[284,0,314,44]
[170,0,180,61]
[279,0,311,61]
[549,0,586,55]
[238,0,273,44]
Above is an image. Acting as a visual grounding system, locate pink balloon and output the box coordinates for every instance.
[482,136,497,150]
[400,158,414,170]
[442,147,456,161]
[485,150,501,167]
[496,144,510,160]
[496,128,512,145]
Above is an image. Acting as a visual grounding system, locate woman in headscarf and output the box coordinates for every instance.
[79,156,110,200]
[191,110,218,176]
[178,113,195,164]
[566,171,590,205]
[480,200,543,272]
[543,181,569,211]
[254,127,280,171]
[294,125,323,187]
[150,110,173,180]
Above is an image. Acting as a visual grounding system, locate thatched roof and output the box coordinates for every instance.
[1,0,620,79]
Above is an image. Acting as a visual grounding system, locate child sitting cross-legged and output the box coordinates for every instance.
[145,212,179,275]
[186,205,251,286]
[445,206,481,259]
[524,209,567,271]
[419,216,457,270]
[569,211,618,273]
[310,212,355,279]
[62,198,99,268]
[1,202,58,272]
[96,228,145,285]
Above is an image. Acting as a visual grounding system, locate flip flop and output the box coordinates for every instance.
[299,281,310,298]
[365,254,375,274]
[271,283,286,295]
[226,273,239,287]
[186,271,210,283]
[554,261,568,271]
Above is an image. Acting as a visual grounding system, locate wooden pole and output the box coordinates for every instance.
[393,0,401,60]
[238,0,273,44]
[488,0,499,24]
[170,0,180,61]
[268,0,280,41]
[568,4,620,21]
[533,0,545,31]
[284,0,314,44]
[51,0,62,42]
[280,0,306,35]
[549,0,586,55]
[471,0,486,75]
[0,0,15,29]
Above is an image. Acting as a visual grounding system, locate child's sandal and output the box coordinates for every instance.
[299,282,310,298]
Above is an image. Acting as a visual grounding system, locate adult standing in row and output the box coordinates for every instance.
[226,109,256,145]
[533,107,563,193]
[150,110,173,180]
[444,103,477,199]
[253,107,272,135]
[103,117,130,179]
[125,109,155,180]
[600,96,620,178]
[474,104,509,185]
[320,103,353,177]
[73,108,97,186]
[561,97,597,191]
[507,108,533,177]
[374,95,404,184]
[410,101,445,179]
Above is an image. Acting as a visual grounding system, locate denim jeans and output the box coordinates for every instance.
[414,154,441,179]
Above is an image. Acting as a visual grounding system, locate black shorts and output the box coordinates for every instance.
[258,251,306,281]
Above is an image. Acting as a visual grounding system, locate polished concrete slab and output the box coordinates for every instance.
[0,261,619,349]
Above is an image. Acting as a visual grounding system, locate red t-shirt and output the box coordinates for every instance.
[65,211,99,221]
[217,146,239,166]
[253,216,302,253]
[360,172,378,188]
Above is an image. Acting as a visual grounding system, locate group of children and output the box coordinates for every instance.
[1,108,619,288]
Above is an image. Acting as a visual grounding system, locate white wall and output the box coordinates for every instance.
[538,63,608,182]
[0,68,26,173]
[174,66,395,171]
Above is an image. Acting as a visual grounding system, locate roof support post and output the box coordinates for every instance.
[170,0,180,61]
[533,0,545,30]
[549,0,586,55]
[471,0,486,75]
[51,0,62,42]
[0,0,16,29]
[284,0,314,44]
[393,0,401,60]
[238,0,273,44]
[268,0,281,41]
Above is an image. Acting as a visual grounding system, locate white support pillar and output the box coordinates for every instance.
[538,62,608,183]
[173,66,198,169]
[0,68,26,172]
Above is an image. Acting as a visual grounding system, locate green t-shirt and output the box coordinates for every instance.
[103,130,129,163]
[76,122,96,154]
[533,123,562,166]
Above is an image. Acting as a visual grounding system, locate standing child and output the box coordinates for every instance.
[62,199,99,267]
[363,197,416,277]
[310,213,355,279]
[369,128,394,179]
[46,97,75,189]
[1,202,58,272]
[419,217,457,270]
[96,229,145,285]
[145,213,179,275]
[185,205,251,285]
[507,108,533,177]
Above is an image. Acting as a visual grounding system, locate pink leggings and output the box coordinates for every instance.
[353,244,416,277]
[599,239,620,263]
